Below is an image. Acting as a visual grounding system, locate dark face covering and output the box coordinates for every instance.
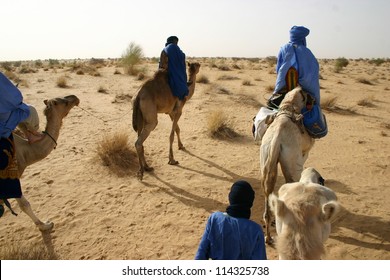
[226,180,255,219]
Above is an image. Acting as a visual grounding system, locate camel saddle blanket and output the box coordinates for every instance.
[302,104,328,139]
[252,107,277,141]
[0,134,22,199]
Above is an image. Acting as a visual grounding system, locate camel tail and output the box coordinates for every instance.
[132,94,143,132]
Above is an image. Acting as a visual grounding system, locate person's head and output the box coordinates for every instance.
[226,180,255,219]
[289,26,310,46]
[165,36,179,46]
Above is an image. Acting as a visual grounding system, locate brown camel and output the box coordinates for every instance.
[132,62,200,180]
[7,95,80,231]
[269,167,340,259]
[260,87,315,244]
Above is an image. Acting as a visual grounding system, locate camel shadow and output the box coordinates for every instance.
[144,173,226,213]
[324,179,390,251]
[331,209,390,252]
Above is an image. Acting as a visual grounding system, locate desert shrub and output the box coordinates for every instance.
[114,69,122,75]
[206,110,238,139]
[1,61,13,71]
[334,57,349,73]
[196,74,209,84]
[357,77,374,85]
[121,42,144,76]
[0,243,58,260]
[96,131,138,176]
[321,95,338,110]
[369,58,386,66]
[217,75,239,81]
[242,80,252,86]
[357,96,375,107]
[265,85,274,93]
[265,56,277,67]
[97,86,108,93]
[56,76,68,88]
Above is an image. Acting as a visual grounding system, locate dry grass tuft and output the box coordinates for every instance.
[56,76,69,88]
[207,110,238,139]
[0,243,59,260]
[96,131,138,176]
[357,96,375,107]
[357,77,374,85]
[196,74,210,84]
[321,95,339,110]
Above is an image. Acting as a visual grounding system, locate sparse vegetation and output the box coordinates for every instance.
[357,77,374,85]
[357,96,375,107]
[206,110,238,139]
[321,95,339,110]
[96,131,138,176]
[196,74,210,84]
[56,75,68,88]
[242,79,252,86]
[334,57,349,73]
[121,42,144,76]
[0,243,58,260]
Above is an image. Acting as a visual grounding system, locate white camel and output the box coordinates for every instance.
[259,86,315,244]
[269,167,340,260]
[3,95,79,231]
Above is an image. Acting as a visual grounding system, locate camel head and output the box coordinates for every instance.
[43,95,80,120]
[279,86,307,113]
[187,62,200,77]
[269,168,340,259]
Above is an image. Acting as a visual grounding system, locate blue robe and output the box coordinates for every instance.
[274,43,320,103]
[195,212,267,260]
[0,72,30,138]
[163,44,188,100]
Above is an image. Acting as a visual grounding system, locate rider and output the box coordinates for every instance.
[267,26,320,109]
[158,36,189,100]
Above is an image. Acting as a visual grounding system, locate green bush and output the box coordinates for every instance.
[121,42,144,75]
[334,57,349,73]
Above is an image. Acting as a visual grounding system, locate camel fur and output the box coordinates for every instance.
[259,86,315,244]
[269,167,340,259]
[7,95,80,231]
[132,62,200,180]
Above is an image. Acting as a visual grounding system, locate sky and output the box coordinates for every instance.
[1,0,389,61]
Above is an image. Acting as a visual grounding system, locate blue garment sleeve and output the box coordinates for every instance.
[195,216,211,260]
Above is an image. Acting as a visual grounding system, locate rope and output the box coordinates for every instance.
[75,105,132,124]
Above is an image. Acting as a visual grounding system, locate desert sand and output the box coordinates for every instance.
[0,57,389,260]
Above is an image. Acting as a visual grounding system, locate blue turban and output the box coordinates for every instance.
[289,26,310,46]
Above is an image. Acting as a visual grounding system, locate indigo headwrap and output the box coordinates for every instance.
[226,180,255,219]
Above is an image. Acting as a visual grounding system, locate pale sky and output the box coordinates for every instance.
[1,0,389,61]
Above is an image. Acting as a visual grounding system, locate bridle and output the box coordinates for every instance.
[42,130,57,149]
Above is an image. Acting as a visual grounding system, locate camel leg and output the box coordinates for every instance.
[168,110,182,165]
[15,195,54,232]
[135,123,156,180]
[261,169,278,244]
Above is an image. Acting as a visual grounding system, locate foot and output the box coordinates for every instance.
[38,221,54,232]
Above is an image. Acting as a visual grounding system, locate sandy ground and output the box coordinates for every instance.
[0,58,389,260]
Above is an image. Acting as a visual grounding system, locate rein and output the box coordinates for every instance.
[75,105,131,123]
[42,130,57,149]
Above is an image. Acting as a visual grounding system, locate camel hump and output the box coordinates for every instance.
[153,69,168,81]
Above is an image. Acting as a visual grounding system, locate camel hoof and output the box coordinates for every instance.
[137,171,144,181]
[168,159,179,165]
[38,221,54,232]
[178,145,185,150]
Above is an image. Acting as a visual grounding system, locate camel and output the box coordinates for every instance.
[259,86,315,244]
[269,167,340,259]
[132,62,200,180]
[3,95,80,231]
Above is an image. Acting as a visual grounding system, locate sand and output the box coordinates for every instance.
[0,58,389,260]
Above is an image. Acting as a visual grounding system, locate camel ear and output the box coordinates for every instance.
[322,201,339,222]
[44,99,48,105]
[187,62,190,67]
[269,194,287,217]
